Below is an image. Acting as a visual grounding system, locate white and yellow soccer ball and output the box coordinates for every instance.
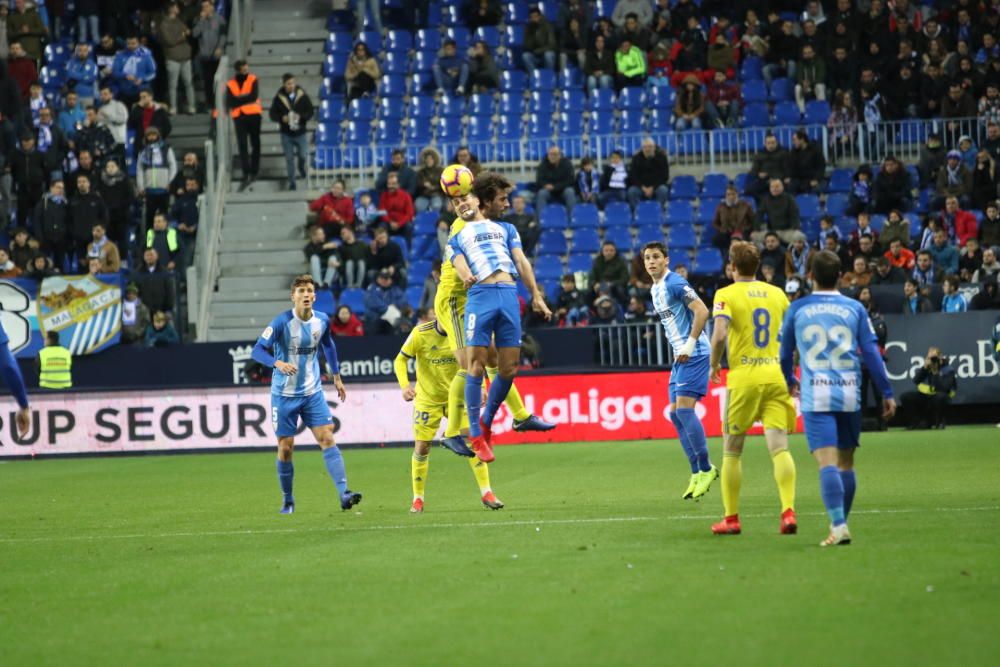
[439,164,475,197]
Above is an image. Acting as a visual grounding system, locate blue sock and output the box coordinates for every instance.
[669,411,699,474]
[276,459,294,503]
[322,446,349,496]
[819,465,846,526]
[677,408,711,472]
[465,374,484,437]
[840,469,857,519]
[482,375,513,428]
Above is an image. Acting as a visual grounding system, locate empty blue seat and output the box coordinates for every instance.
[769,77,794,102]
[619,110,645,134]
[743,80,767,104]
[567,253,592,274]
[499,92,523,115]
[408,259,432,284]
[617,86,645,110]
[439,95,467,117]
[828,168,853,193]
[534,255,565,280]
[442,4,464,27]
[468,116,493,141]
[805,100,831,125]
[670,176,698,200]
[317,99,344,123]
[571,229,602,254]
[436,117,463,142]
[536,232,568,257]
[358,30,382,55]
[409,72,434,94]
[504,2,530,25]
[604,202,632,228]
[416,28,441,52]
[602,227,633,252]
[530,69,556,91]
[590,111,615,134]
[470,93,494,116]
[559,112,585,137]
[692,248,724,275]
[405,118,432,144]
[528,113,554,140]
[825,193,848,217]
[314,123,337,146]
[325,31,353,54]
[649,108,672,131]
[405,286,423,310]
[796,194,821,219]
[774,101,801,125]
[588,88,615,113]
[540,204,569,229]
[475,26,501,50]
[802,218,821,244]
[500,70,527,93]
[636,224,664,246]
[502,24,525,50]
[375,120,403,144]
[695,200,719,225]
[537,0,560,22]
[529,91,556,115]
[409,95,436,118]
[385,29,412,53]
[666,201,694,225]
[412,50,435,73]
[339,288,365,314]
[649,86,674,109]
[571,204,600,228]
[743,103,770,127]
[559,89,586,115]
[740,57,764,81]
[378,96,405,119]
[446,27,471,52]
[382,51,409,75]
[559,67,583,90]
[344,120,371,144]
[634,201,663,226]
[669,224,697,250]
[498,114,521,140]
[413,212,439,235]
[380,74,406,97]
[701,173,729,198]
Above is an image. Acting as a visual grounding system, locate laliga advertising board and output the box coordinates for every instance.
[0,372,803,457]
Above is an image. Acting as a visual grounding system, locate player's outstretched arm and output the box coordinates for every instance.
[709,316,729,384]
[513,247,552,319]
[0,344,30,437]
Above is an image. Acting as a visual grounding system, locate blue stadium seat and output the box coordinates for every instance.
[740,57,764,81]
[528,113,554,139]
[382,51,409,76]
[769,78,793,102]
[695,200,719,225]
[409,72,434,94]
[774,101,801,125]
[537,0,560,23]
[588,88,615,113]
[827,168,853,193]
[670,176,698,200]
[619,110,645,134]
[416,28,441,52]
[536,232,568,256]
[540,204,569,230]
[502,24,525,51]
[869,214,887,233]
[314,123,337,146]
[567,253,592,274]
[530,69,556,91]
[602,227,633,252]
[318,99,345,123]
[634,201,663,226]
[313,288,336,314]
[559,112,585,137]
[559,89,586,115]
[692,249,724,275]
[405,286,423,310]
[571,204,600,229]
[743,80,767,104]
[413,211,439,236]
[405,118,432,144]
[504,2,530,25]
[344,121,372,144]
[604,202,632,228]
[412,50,435,73]
[735,173,750,194]
[805,100,831,125]
[801,218,821,244]
[470,93,494,116]
[339,288,365,314]
[378,96,405,120]
[649,86,675,109]
[446,27,471,52]
[408,259,432,284]
[385,29,412,53]
[468,115,493,141]
[529,91,556,115]
[571,229,602,254]
[649,108,672,132]
[796,195,821,220]
[376,120,403,144]
[409,94,436,118]
[500,70,527,93]
[669,224,697,251]
[389,236,409,258]
[325,31,353,54]
[617,86,645,110]
[534,256,565,281]
[636,224,665,246]
[380,74,407,97]
[499,92,523,115]
[358,30,382,55]
[475,26,501,50]
[559,67,584,90]
[439,95,467,117]
[498,114,521,140]
[743,103,770,127]
[701,173,729,199]
[347,98,375,122]
[825,194,848,217]
[666,201,694,225]
[436,117,463,142]
[590,111,615,134]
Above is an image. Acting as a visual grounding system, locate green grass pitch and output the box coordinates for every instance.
[1,426,998,666]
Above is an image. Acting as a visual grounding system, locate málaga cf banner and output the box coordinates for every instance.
[0,276,122,358]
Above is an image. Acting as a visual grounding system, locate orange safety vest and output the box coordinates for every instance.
[227,74,262,118]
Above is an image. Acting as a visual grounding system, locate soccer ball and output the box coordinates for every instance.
[440,164,474,197]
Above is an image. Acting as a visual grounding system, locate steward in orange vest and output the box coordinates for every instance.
[227,59,262,189]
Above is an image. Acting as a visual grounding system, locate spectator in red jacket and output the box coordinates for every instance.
[884,238,916,270]
[7,41,36,101]
[378,172,414,238]
[330,305,364,337]
[705,69,742,129]
[941,196,978,246]
[308,179,355,234]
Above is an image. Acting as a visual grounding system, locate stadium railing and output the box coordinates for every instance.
[306,116,986,190]
[230,0,254,62]
[594,322,670,368]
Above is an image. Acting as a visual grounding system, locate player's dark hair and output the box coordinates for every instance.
[729,241,760,277]
[810,250,842,289]
[472,172,513,208]
[642,241,667,257]
[290,274,317,292]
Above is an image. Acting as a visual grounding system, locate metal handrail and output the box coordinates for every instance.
[230,0,254,62]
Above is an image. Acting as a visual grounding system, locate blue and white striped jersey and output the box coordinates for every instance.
[779,292,879,412]
[257,310,333,398]
[447,220,522,281]
[651,270,711,357]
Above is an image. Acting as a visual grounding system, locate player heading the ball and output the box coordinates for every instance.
[251,275,362,514]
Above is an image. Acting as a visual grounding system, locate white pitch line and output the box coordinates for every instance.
[1,506,997,545]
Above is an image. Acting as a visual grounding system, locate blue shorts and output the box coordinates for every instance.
[669,354,710,402]
[272,391,333,437]
[464,283,522,348]
[802,411,861,452]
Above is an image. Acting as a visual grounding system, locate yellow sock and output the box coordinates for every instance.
[721,452,742,517]
[468,456,491,495]
[411,453,429,499]
[771,448,796,513]
[488,367,531,421]
[445,370,467,437]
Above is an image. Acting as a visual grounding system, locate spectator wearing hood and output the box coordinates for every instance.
[917,133,946,187]
[872,155,912,214]
[934,150,973,209]
[136,125,177,233]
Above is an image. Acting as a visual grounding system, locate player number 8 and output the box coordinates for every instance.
[751,308,770,348]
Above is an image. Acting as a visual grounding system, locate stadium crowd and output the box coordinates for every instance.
[298,0,1000,338]
[0,0,224,346]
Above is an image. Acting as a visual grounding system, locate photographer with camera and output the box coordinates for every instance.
[900,347,957,430]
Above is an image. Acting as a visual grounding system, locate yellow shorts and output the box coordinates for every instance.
[434,291,467,352]
[412,398,467,441]
[723,383,797,435]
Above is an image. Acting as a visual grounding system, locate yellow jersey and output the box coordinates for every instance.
[395,321,460,404]
[437,216,468,300]
[712,280,789,389]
